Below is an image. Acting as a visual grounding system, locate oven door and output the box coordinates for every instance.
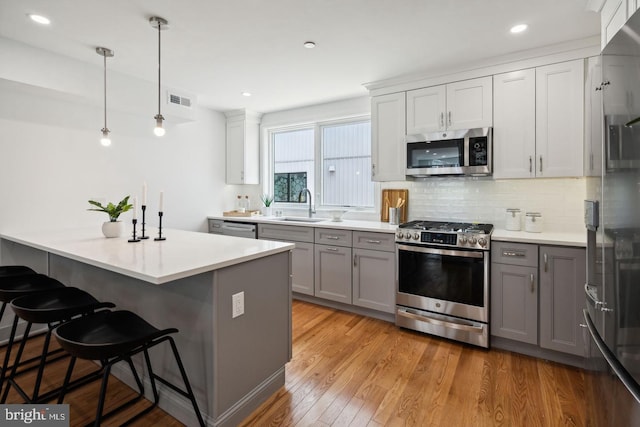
[396,244,489,323]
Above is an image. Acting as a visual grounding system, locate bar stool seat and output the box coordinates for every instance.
[54,310,205,426]
[0,273,66,394]
[1,287,115,403]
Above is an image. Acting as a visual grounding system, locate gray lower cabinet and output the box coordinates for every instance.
[539,245,586,356]
[315,244,352,304]
[352,231,396,313]
[491,263,538,344]
[352,248,395,313]
[491,241,587,358]
[491,242,538,344]
[258,223,314,295]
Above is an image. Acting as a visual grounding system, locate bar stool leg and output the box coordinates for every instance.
[0,320,33,403]
[167,337,205,427]
[57,356,76,404]
[0,315,28,395]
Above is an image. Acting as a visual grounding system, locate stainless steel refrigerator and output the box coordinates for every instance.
[584,8,640,426]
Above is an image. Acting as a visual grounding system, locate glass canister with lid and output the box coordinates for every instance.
[505,208,522,231]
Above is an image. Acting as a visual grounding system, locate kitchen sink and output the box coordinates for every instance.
[275,217,326,223]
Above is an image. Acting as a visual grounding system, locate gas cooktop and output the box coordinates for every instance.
[396,220,494,250]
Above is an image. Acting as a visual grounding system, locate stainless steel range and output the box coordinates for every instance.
[395,220,493,348]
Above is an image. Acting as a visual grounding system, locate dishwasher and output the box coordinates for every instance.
[208,219,257,239]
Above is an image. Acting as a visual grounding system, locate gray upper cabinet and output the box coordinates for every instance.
[539,245,587,357]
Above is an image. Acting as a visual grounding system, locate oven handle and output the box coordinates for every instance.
[397,244,484,259]
[397,308,485,333]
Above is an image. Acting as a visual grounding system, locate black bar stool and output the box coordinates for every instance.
[1,287,115,403]
[0,273,66,393]
[0,266,37,326]
[53,310,205,427]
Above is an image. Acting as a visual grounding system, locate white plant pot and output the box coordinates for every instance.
[261,206,273,217]
[102,221,124,238]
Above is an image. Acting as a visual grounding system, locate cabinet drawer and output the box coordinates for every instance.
[258,223,314,243]
[315,228,353,247]
[352,231,395,252]
[208,219,223,233]
[492,242,538,267]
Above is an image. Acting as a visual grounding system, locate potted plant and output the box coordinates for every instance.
[260,194,274,217]
[88,196,133,238]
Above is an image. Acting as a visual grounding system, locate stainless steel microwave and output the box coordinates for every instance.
[406,128,492,177]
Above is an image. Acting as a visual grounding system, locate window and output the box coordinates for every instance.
[269,118,374,209]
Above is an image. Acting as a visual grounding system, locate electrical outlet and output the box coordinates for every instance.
[232,291,244,318]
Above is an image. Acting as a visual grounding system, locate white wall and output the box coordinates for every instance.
[0,40,229,238]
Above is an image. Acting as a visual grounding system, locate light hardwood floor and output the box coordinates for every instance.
[2,300,588,426]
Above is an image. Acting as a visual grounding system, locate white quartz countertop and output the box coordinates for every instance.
[207,215,398,233]
[492,229,586,247]
[0,227,294,285]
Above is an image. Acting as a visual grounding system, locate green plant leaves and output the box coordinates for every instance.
[87,195,133,221]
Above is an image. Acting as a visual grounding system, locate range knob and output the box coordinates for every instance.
[413,233,420,240]
[458,235,468,244]
[468,235,478,245]
[478,237,487,247]
[396,232,404,239]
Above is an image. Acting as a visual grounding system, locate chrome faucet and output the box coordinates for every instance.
[298,188,315,218]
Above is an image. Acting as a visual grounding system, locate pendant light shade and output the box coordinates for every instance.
[150,16,168,137]
[96,47,114,146]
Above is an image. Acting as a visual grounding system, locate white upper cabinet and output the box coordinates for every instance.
[493,69,536,179]
[225,110,261,185]
[493,60,584,178]
[371,92,406,182]
[602,0,628,47]
[406,76,492,134]
[536,60,585,178]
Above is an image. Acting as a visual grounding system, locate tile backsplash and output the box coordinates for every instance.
[382,177,586,233]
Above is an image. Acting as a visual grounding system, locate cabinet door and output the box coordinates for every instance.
[493,69,536,179]
[446,76,493,130]
[491,263,538,344]
[535,60,585,177]
[601,0,627,47]
[371,93,406,182]
[406,85,446,133]
[539,246,587,356]
[226,120,245,184]
[352,248,395,313]
[585,56,603,177]
[314,244,352,304]
[291,242,314,296]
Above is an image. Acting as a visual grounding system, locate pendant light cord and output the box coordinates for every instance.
[157,21,162,117]
[103,52,108,130]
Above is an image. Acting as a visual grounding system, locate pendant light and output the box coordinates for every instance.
[96,47,114,146]
[149,16,168,137]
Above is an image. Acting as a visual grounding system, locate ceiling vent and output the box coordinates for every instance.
[167,91,192,108]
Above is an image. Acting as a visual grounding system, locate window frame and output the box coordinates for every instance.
[264,115,375,211]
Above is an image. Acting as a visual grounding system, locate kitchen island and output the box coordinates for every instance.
[0,227,295,427]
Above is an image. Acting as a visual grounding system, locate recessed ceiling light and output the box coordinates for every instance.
[303,41,316,49]
[28,14,51,25]
[510,24,528,34]
[241,91,252,97]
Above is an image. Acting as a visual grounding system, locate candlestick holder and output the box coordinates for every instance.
[139,205,149,239]
[128,219,141,243]
[154,211,166,241]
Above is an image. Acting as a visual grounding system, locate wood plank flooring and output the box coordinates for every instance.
[2,300,589,426]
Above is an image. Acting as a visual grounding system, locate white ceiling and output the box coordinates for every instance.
[0,0,600,113]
